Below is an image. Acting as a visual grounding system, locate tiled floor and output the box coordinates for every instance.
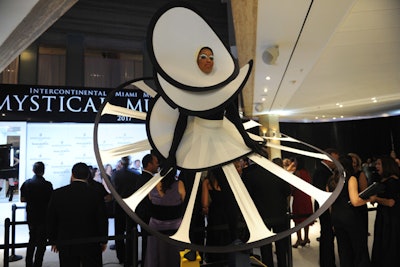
[0,191,377,267]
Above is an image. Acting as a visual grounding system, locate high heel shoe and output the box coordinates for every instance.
[300,239,310,247]
[292,240,301,248]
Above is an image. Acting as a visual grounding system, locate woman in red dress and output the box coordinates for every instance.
[291,156,314,248]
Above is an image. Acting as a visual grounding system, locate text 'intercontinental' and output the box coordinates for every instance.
[0,87,151,113]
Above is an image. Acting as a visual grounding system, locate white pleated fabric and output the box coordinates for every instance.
[148,98,255,170]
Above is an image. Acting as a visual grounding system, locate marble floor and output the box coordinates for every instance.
[0,191,377,267]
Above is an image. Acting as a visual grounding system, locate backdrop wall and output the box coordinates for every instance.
[280,115,400,163]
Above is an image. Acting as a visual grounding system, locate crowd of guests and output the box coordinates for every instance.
[20,161,109,267]
[285,149,400,267]
[18,147,400,267]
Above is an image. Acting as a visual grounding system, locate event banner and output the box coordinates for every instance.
[26,122,148,189]
[0,83,152,123]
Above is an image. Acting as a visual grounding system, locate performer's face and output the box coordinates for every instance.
[197,48,214,74]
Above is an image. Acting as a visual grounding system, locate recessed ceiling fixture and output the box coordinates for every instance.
[255,103,264,112]
[262,45,279,65]
[265,76,271,80]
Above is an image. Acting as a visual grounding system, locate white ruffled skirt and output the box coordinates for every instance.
[147,98,260,170]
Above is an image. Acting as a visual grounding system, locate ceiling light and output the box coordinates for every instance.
[261,97,266,102]
[264,88,268,92]
[265,76,271,80]
[261,128,267,137]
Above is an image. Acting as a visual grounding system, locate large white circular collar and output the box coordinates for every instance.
[147,3,239,91]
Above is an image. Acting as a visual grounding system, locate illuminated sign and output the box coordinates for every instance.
[0,84,151,122]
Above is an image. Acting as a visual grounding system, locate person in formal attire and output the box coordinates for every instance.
[312,148,339,267]
[242,158,291,267]
[144,170,186,267]
[201,167,237,264]
[111,156,140,265]
[113,160,123,173]
[179,169,205,260]
[20,161,53,267]
[47,162,108,267]
[6,177,16,201]
[233,158,244,176]
[348,153,368,190]
[105,163,113,177]
[327,155,373,267]
[136,153,159,264]
[348,152,370,235]
[132,159,142,174]
[291,156,314,248]
[6,156,19,201]
[282,158,292,170]
[101,163,114,218]
[89,166,112,203]
[371,155,400,267]
[285,158,296,173]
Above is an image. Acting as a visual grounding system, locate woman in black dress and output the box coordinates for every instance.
[371,156,400,267]
[201,167,237,263]
[327,155,374,267]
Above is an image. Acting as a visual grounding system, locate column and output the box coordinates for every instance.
[258,114,281,160]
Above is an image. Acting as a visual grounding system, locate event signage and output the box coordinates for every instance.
[0,83,151,123]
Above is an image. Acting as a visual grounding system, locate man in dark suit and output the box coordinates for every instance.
[312,148,339,267]
[20,161,53,267]
[242,158,291,267]
[111,156,139,265]
[135,153,159,264]
[47,162,108,267]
